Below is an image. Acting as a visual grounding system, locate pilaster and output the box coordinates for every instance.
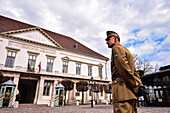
[37,76,44,104]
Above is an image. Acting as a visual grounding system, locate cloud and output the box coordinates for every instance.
[0,0,170,78]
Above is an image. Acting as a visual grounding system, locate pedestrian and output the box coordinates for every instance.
[139,96,144,107]
[105,30,143,113]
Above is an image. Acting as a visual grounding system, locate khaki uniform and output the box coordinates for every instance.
[111,44,143,113]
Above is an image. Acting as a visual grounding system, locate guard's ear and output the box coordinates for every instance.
[115,37,118,42]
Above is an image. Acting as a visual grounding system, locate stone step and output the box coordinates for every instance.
[19,104,47,108]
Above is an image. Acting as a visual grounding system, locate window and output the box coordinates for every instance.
[5,51,16,67]
[88,65,92,76]
[28,54,37,71]
[62,61,68,73]
[43,81,51,96]
[46,58,54,72]
[76,91,80,96]
[99,67,102,79]
[76,63,81,75]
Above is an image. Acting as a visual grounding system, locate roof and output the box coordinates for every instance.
[0,15,109,60]
[1,79,16,86]
[159,65,170,71]
[141,69,170,86]
[56,83,65,88]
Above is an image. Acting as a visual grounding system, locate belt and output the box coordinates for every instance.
[112,74,121,81]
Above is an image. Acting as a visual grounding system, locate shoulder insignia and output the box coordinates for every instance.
[114,53,118,59]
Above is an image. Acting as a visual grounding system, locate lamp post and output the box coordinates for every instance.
[89,77,94,107]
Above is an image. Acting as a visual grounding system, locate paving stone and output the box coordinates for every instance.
[0,105,170,113]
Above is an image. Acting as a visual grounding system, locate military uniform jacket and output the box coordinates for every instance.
[111,44,142,102]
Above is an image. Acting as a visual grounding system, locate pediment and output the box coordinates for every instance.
[2,27,62,48]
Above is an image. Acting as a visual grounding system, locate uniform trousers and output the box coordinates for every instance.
[113,99,137,113]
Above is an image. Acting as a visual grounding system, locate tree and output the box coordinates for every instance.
[137,70,144,76]
[76,81,88,104]
[133,54,139,63]
[154,63,159,72]
[133,54,153,75]
[136,59,143,71]
[92,84,103,104]
[104,83,112,104]
[61,80,74,104]
[143,58,153,74]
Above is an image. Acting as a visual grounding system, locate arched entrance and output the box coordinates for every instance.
[18,79,37,103]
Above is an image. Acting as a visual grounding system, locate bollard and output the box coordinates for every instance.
[48,100,54,107]
[106,100,108,105]
[76,100,79,106]
[50,100,54,107]
[13,101,19,108]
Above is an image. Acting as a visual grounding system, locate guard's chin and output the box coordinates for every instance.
[108,44,114,48]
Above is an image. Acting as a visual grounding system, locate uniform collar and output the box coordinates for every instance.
[113,44,121,48]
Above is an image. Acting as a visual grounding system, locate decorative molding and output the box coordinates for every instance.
[8,41,56,55]
[98,63,103,68]
[0,27,62,49]
[0,27,109,61]
[46,55,56,59]
[61,56,70,61]
[62,48,109,61]
[27,51,40,56]
[61,56,103,67]
[6,46,20,52]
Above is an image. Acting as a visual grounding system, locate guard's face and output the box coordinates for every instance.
[106,37,116,48]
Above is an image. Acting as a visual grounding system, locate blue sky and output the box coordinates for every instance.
[0,0,170,79]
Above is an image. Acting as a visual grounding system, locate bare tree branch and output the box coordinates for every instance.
[133,54,139,63]
[154,63,159,72]
[134,55,153,75]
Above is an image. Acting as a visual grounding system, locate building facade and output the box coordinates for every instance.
[0,15,110,106]
[141,65,170,106]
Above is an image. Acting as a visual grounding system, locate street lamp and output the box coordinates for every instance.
[89,77,94,107]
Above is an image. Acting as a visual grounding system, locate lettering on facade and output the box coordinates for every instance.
[25,34,46,42]
[8,41,56,55]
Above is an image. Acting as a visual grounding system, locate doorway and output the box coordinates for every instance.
[18,79,37,103]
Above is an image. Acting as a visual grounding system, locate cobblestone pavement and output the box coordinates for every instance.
[0,105,170,113]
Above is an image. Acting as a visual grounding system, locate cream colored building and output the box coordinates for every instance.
[0,15,110,106]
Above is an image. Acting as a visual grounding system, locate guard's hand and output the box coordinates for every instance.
[136,86,146,97]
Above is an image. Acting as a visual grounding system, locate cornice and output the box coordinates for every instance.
[46,54,56,59]
[27,51,40,56]
[0,27,62,49]
[61,56,103,67]
[6,46,20,52]
[0,68,110,83]
[63,47,109,61]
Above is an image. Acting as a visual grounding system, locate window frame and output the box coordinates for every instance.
[62,61,68,73]
[43,81,51,96]
[76,63,81,75]
[5,47,19,68]
[99,67,103,79]
[88,65,92,76]
[27,51,39,71]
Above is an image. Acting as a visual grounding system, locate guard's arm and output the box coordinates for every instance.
[112,47,140,93]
